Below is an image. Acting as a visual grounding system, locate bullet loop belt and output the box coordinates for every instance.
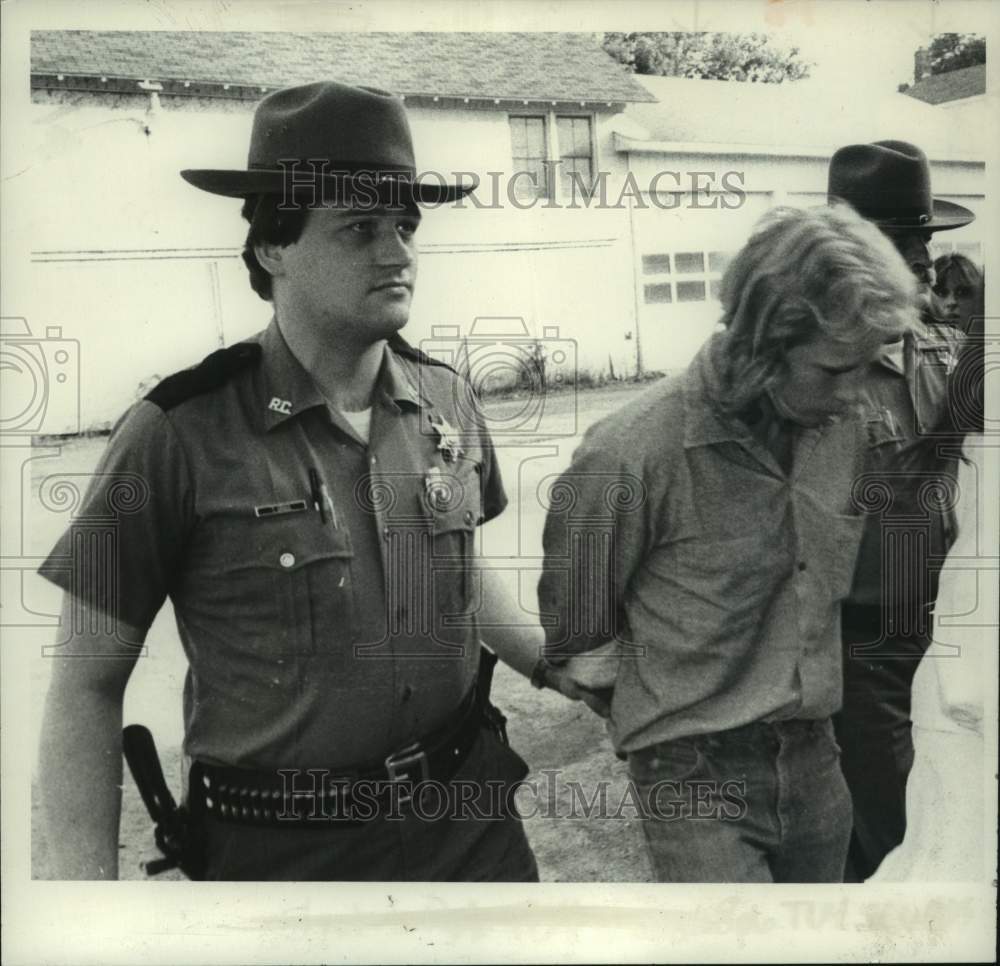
[190,687,485,826]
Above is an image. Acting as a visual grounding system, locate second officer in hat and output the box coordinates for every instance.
[36,80,588,881]
[827,139,973,880]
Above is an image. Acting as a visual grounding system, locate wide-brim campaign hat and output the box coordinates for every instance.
[181,80,476,204]
[828,140,974,232]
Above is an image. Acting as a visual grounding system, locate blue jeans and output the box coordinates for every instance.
[627,719,852,882]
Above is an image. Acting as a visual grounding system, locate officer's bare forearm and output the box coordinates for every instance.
[37,597,140,879]
[476,562,545,679]
[39,678,126,879]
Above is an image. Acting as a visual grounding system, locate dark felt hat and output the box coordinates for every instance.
[181,80,475,204]
[827,140,974,233]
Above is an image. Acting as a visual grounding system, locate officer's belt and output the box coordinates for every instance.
[191,685,487,827]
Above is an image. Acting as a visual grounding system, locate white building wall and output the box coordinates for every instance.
[624,149,986,373]
[16,91,984,431]
[19,94,638,432]
[404,103,639,384]
[937,95,988,127]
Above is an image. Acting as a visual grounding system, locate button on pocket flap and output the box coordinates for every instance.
[205,516,355,574]
[267,523,355,571]
[426,465,482,534]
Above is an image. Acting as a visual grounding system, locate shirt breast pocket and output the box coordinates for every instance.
[426,462,482,640]
[187,515,355,659]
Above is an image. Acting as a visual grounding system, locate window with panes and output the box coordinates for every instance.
[509,116,548,202]
[556,116,594,200]
[641,250,732,305]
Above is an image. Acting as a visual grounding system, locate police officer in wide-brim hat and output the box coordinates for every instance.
[38,79,606,882]
[827,139,972,882]
[181,79,476,203]
[827,139,974,305]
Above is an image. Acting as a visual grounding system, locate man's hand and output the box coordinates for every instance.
[560,640,621,690]
[539,641,621,718]
[473,545,618,718]
[543,667,613,718]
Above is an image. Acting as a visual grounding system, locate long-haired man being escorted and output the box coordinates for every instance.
[536,204,918,883]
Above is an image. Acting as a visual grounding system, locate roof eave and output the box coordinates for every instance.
[613,133,985,165]
[30,72,647,107]
[399,93,632,108]
[31,73,269,99]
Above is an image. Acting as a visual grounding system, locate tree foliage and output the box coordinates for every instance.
[603,32,812,83]
[927,33,986,74]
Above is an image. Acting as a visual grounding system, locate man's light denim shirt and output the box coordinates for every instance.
[539,333,869,753]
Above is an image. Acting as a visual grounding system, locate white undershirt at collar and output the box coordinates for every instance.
[340,407,373,444]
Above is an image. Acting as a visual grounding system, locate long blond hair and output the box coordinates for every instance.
[714,204,918,414]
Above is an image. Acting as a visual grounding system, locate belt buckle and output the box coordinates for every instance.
[384,742,430,804]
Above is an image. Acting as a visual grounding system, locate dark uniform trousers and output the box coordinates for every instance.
[834,611,931,882]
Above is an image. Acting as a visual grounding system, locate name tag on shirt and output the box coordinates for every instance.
[253,500,308,518]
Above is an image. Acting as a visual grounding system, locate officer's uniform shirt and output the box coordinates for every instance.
[40,320,505,771]
[847,321,961,618]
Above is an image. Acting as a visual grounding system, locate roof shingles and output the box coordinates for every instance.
[30,30,655,103]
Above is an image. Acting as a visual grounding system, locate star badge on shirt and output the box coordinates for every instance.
[428,414,463,462]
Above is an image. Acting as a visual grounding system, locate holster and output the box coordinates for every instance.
[122,724,206,880]
[152,802,207,881]
[476,647,510,746]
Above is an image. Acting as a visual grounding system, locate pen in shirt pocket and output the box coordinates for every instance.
[308,467,338,528]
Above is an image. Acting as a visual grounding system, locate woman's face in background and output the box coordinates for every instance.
[932,272,979,330]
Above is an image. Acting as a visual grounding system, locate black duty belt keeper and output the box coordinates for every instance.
[191,649,509,828]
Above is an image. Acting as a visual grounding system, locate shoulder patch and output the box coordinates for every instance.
[145,342,262,412]
[388,333,458,374]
